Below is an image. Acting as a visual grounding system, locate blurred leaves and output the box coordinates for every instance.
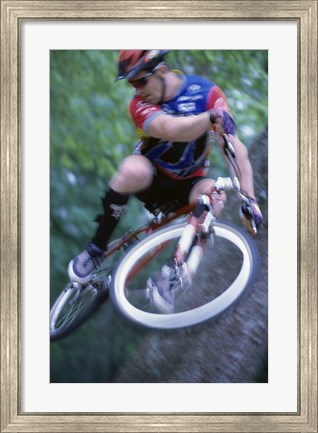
[50,50,268,382]
[169,50,268,145]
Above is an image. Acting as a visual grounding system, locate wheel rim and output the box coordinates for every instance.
[112,222,255,329]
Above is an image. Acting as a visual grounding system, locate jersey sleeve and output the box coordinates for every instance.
[129,96,163,132]
[206,85,232,113]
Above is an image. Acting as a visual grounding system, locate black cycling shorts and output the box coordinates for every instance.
[135,168,207,210]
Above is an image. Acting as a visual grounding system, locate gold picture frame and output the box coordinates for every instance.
[1,1,317,432]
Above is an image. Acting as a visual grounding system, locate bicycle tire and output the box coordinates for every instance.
[110,221,260,329]
[50,282,108,342]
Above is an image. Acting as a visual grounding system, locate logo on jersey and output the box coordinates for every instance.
[161,104,175,115]
[178,95,203,102]
[187,84,201,93]
[177,102,196,113]
[135,100,157,116]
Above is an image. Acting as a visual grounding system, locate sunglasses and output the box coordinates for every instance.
[129,72,154,89]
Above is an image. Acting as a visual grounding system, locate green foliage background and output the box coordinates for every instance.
[50,50,268,382]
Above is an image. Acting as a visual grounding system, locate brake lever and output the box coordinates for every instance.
[241,200,257,235]
[222,134,236,159]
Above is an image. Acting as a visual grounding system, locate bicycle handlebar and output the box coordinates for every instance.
[213,175,257,235]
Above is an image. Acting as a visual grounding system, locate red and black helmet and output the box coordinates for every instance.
[116,50,169,81]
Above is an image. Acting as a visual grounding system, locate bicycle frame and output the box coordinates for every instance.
[103,201,195,262]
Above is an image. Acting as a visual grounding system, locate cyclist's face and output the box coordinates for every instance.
[129,70,162,104]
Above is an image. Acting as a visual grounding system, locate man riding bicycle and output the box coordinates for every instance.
[68,50,263,304]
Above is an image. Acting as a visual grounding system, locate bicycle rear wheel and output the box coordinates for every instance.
[50,281,108,341]
[110,221,260,329]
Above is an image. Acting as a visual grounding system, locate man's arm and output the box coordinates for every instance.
[146,111,212,142]
[207,86,255,198]
[217,133,255,199]
[216,132,264,234]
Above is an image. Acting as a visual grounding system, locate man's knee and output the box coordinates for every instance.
[110,155,153,193]
[189,178,227,215]
[189,179,215,204]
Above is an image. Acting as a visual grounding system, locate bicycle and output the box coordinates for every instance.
[50,134,260,341]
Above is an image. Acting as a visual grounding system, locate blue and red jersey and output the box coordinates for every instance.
[129,73,232,179]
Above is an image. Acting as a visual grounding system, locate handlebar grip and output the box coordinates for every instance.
[214,177,232,191]
[214,177,240,192]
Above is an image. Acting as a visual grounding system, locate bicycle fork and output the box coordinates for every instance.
[173,194,215,282]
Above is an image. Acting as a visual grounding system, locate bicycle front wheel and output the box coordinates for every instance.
[110,221,260,329]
